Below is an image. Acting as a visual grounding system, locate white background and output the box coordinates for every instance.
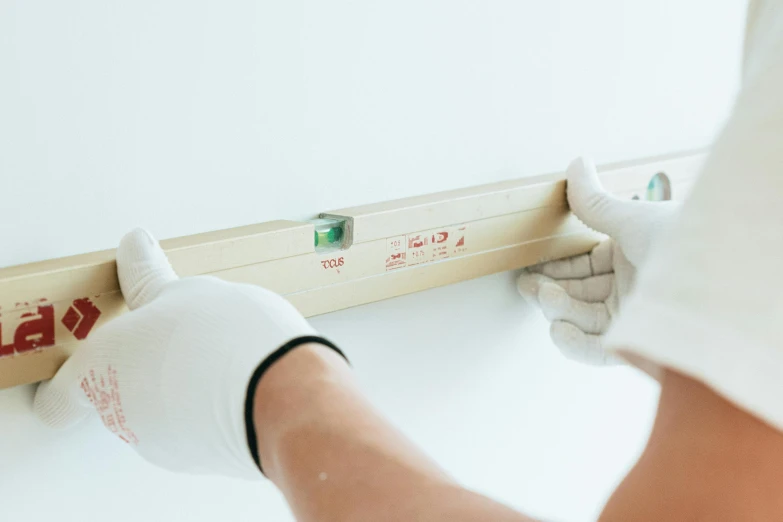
[0,1,744,520]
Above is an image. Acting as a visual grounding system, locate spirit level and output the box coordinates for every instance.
[0,151,704,389]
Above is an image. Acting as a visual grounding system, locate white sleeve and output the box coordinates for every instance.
[605,0,783,430]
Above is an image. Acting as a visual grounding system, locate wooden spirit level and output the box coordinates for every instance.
[0,151,704,388]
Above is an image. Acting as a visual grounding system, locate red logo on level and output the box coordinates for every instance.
[408,235,427,249]
[0,305,55,357]
[320,257,345,270]
[432,232,449,244]
[61,298,102,340]
[0,298,103,358]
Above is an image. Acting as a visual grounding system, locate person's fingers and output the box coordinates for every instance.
[529,238,615,280]
[517,271,554,305]
[566,157,640,237]
[555,274,614,303]
[566,157,680,265]
[538,282,611,334]
[549,321,620,366]
[33,350,93,429]
[519,269,614,304]
[587,239,614,275]
[529,253,593,279]
[117,228,179,310]
[565,157,651,237]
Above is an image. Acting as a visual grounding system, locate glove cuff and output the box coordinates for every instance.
[243,336,349,475]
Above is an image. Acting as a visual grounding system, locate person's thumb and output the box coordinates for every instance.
[566,157,678,265]
[117,228,179,310]
[33,350,93,429]
[566,156,641,237]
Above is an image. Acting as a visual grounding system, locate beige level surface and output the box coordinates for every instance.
[0,151,704,389]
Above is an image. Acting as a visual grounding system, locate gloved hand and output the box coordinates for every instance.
[517,157,679,365]
[33,228,345,479]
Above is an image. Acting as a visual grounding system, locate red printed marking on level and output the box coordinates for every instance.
[400,224,468,269]
[452,225,468,256]
[61,298,102,340]
[430,229,450,260]
[432,231,449,244]
[385,252,407,270]
[0,305,55,357]
[406,233,430,266]
[385,236,407,271]
[0,297,103,359]
[320,256,345,271]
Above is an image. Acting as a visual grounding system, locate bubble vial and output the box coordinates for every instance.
[312,218,346,252]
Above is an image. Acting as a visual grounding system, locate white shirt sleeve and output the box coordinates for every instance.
[605,0,783,430]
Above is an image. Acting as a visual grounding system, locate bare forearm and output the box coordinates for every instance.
[253,344,536,522]
[600,369,783,521]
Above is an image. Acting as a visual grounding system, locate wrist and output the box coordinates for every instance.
[245,340,350,476]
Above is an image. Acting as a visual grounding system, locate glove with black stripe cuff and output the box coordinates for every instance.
[34,228,347,479]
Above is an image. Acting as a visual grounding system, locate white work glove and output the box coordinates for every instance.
[33,228,345,479]
[516,157,679,365]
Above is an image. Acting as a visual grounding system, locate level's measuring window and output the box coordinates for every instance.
[645,172,672,201]
[312,218,347,252]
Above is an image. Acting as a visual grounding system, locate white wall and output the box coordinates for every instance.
[0,1,744,520]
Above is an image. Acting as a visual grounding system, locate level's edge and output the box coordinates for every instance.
[327,152,705,244]
[0,220,316,307]
[325,149,706,220]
